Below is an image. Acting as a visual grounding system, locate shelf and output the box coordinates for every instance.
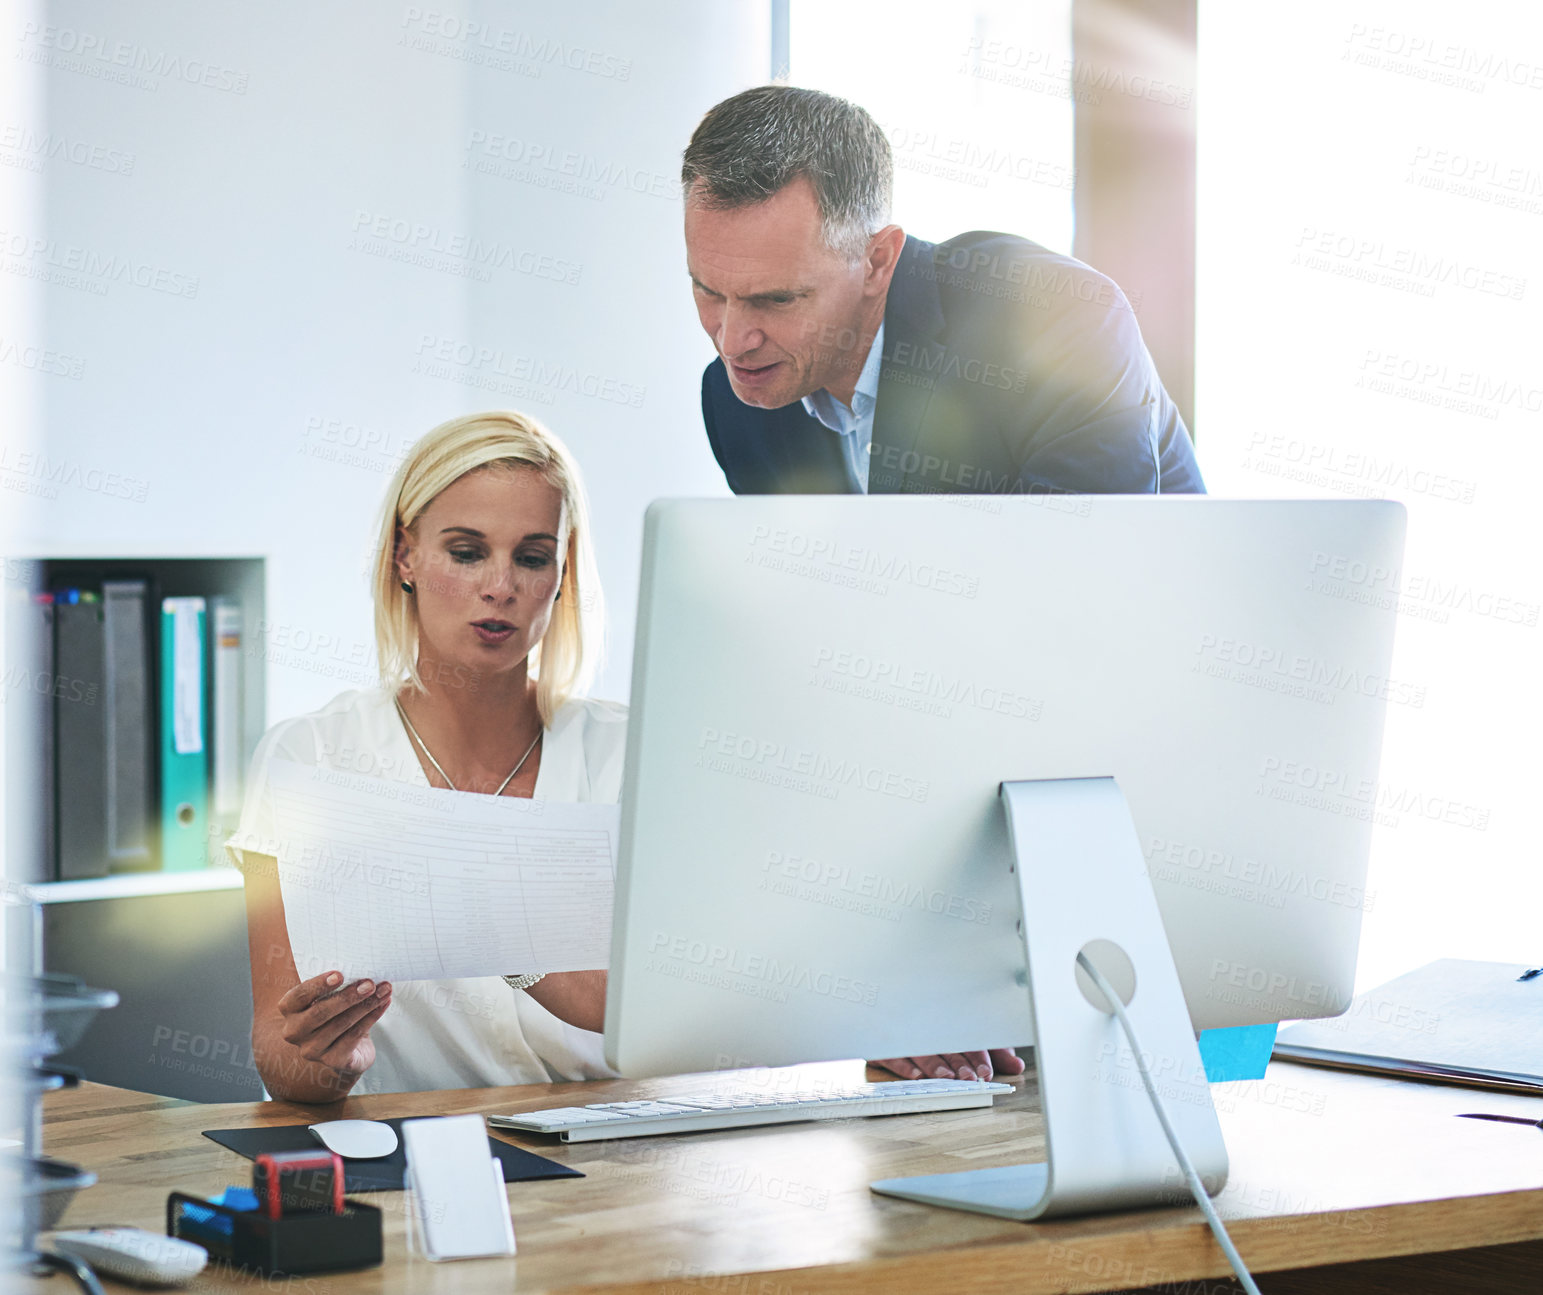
[27,869,244,905]
[4,554,267,887]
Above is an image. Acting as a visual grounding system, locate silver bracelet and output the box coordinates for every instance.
[502,973,547,991]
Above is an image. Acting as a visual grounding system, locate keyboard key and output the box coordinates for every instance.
[587,1101,703,1118]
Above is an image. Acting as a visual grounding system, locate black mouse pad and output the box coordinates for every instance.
[201,1118,582,1193]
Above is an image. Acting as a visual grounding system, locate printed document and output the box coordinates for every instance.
[268,759,617,982]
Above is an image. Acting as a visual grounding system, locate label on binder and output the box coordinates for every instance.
[167,598,205,755]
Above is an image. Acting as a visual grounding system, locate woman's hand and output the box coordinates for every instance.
[870,1048,1027,1082]
[277,971,393,1081]
[244,854,391,1104]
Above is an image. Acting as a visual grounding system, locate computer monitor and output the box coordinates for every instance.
[605,496,1405,1080]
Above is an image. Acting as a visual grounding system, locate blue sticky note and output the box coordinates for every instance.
[212,1186,259,1213]
[1197,1023,1278,1082]
[177,1201,234,1239]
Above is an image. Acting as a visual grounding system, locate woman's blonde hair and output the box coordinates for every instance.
[371,410,603,726]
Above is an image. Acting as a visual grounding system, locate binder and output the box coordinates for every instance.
[37,589,56,882]
[102,579,154,870]
[26,591,58,882]
[53,590,109,880]
[160,597,208,871]
[210,597,244,835]
[1274,959,1543,1094]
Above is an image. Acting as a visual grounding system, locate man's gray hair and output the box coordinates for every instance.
[682,85,892,263]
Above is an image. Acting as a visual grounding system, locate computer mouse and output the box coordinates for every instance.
[307,1118,399,1159]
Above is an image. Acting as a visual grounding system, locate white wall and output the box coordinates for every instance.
[4,1,767,726]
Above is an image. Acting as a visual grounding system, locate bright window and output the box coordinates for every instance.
[1198,1,1543,987]
[790,1,1075,252]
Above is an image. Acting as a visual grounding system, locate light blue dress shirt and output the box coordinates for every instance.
[800,323,884,494]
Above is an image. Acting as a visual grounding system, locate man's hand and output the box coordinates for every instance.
[870,1048,1026,1082]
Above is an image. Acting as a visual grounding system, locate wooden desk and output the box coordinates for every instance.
[37,1060,1543,1293]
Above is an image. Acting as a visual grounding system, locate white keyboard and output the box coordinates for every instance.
[489,1077,1015,1142]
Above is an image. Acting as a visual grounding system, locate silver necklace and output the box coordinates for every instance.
[393,696,542,795]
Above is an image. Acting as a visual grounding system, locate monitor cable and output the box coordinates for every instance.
[1076,951,1262,1295]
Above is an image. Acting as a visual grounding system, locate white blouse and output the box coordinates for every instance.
[225,685,627,1095]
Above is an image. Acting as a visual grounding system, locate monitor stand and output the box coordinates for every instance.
[870,777,1229,1220]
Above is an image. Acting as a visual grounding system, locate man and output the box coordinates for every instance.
[681,87,1202,1085]
[683,85,1204,498]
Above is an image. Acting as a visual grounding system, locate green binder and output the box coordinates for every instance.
[159,597,208,871]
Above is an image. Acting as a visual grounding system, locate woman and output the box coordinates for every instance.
[227,410,622,1101]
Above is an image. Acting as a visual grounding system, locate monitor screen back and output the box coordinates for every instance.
[606,496,1405,1076]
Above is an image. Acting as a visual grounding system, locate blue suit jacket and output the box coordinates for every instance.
[701,232,1204,496]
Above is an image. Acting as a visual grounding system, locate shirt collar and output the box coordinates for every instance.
[802,322,885,425]
[854,320,884,405]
